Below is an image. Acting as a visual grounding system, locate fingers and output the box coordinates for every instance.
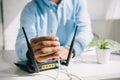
[35,46,69,62]
[35,47,60,62]
[36,54,58,62]
[29,36,61,62]
[35,47,59,58]
[53,46,69,60]
[38,41,60,46]
[30,36,59,44]
[32,41,60,52]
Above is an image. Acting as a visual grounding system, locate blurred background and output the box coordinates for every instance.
[0,0,120,50]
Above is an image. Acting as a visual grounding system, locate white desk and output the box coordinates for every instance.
[0,50,120,80]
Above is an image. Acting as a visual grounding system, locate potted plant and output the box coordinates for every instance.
[89,39,118,64]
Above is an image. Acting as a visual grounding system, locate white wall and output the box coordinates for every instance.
[87,0,120,43]
[92,20,120,43]
[87,0,109,20]
[106,20,120,42]
[3,0,31,50]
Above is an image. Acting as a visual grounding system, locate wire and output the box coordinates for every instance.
[59,68,82,80]
[59,65,82,80]
[54,58,81,80]
[34,61,81,80]
[62,66,72,79]
[55,57,60,80]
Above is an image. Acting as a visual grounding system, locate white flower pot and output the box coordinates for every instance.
[96,49,111,64]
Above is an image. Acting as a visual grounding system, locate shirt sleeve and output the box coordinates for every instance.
[15,2,36,61]
[73,0,93,57]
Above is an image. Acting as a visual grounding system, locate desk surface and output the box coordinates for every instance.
[0,50,120,80]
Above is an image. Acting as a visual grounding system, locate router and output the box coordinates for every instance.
[15,26,78,73]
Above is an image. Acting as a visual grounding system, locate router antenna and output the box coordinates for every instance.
[65,26,78,66]
[22,27,39,73]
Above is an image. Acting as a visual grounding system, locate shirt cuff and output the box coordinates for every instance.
[64,45,75,58]
[73,41,84,57]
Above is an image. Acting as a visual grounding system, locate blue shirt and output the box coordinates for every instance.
[15,0,93,61]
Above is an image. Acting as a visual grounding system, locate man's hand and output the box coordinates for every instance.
[30,36,71,62]
[30,36,60,62]
[54,46,69,60]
